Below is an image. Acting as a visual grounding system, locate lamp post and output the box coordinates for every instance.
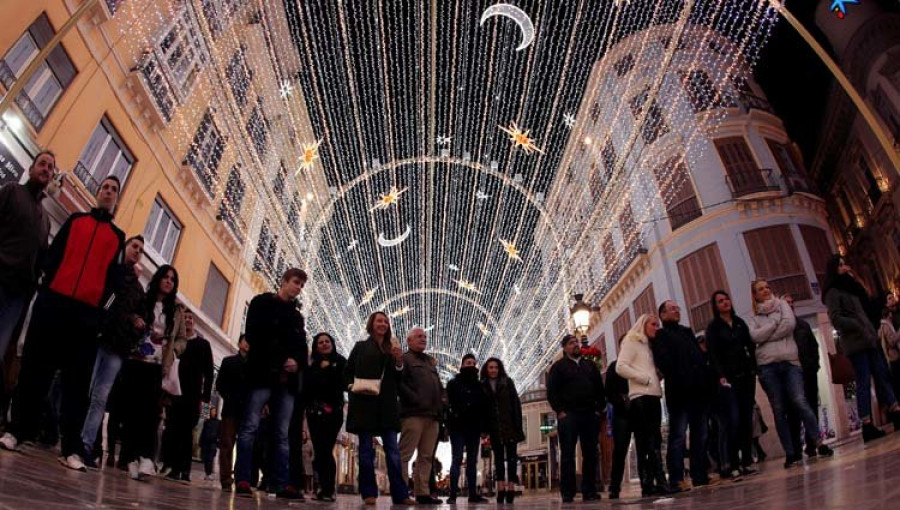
[571,293,591,346]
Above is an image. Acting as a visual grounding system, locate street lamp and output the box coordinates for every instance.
[571,293,591,343]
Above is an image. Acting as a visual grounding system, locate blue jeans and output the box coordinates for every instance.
[849,348,898,420]
[358,430,408,502]
[666,401,709,484]
[80,347,123,455]
[449,428,481,497]
[0,287,27,363]
[235,386,295,491]
[758,362,819,457]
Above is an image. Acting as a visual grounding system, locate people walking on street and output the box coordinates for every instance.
[547,334,606,502]
[120,264,187,480]
[605,336,631,500]
[399,327,445,505]
[200,407,220,480]
[0,176,125,474]
[0,150,53,363]
[784,294,822,459]
[216,334,249,491]
[234,268,308,499]
[80,235,146,469]
[481,357,524,505]
[705,290,757,476]
[616,314,669,497]
[304,332,346,502]
[344,312,413,506]
[446,353,489,504]
[748,279,833,467]
[823,256,900,441]
[653,300,713,491]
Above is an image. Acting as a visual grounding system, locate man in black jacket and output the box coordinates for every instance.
[234,268,308,499]
[547,334,606,503]
[784,295,821,458]
[653,301,713,490]
[217,335,249,492]
[446,353,489,504]
[605,337,630,500]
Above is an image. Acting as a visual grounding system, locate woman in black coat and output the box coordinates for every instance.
[481,357,524,504]
[305,332,346,502]
[343,312,411,505]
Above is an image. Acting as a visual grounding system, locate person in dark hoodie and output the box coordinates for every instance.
[0,176,124,474]
[547,334,606,503]
[705,290,757,477]
[653,301,712,491]
[446,353,489,504]
[304,332,346,502]
[605,336,631,500]
[217,335,250,492]
[234,268,308,499]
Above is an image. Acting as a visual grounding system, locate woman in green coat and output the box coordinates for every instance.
[344,312,412,505]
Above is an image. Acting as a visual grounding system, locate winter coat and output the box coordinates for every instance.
[179,335,214,402]
[879,319,900,363]
[652,321,714,406]
[482,376,524,444]
[399,350,444,419]
[98,262,146,357]
[747,298,798,366]
[446,366,488,433]
[793,317,820,375]
[304,352,347,415]
[133,302,187,378]
[200,417,220,450]
[244,292,308,392]
[216,353,249,419]
[705,314,756,381]
[604,360,630,415]
[546,355,606,414]
[825,285,879,356]
[615,332,662,399]
[0,181,49,295]
[344,337,403,434]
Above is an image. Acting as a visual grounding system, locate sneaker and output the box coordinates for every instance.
[83,455,99,470]
[163,471,181,483]
[416,495,443,504]
[63,454,86,472]
[0,433,18,451]
[609,491,619,500]
[128,460,142,480]
[817,444,834,457]
[138,457,156,477]
[468,496,489,503]
[178,472,192,485]
[236,481,253,497]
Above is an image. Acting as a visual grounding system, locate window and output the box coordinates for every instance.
[653,157,701,231]
[629,88,669,145]
[744,225,811,301]
[714,137,770,197]
[273,162,287,203]
[600,140,616,185]
[677,243,729,331]
[681,70,733,112]
[254,221,277,275]
[632,284,656,319]
[219,165,245,241]
[247,98,269,159]
[799,225,832,287]
[76,116,135,195]
[201,263,230,326]
[185,110,225,197]
[766,139,812,194]
[144,196,182,263]
[872,86,900,145]
[857,154,882,206]
[0,13,77,131]
[602,234,616,273]
[613,54,634,77]
[613,309,632,343]
[201,0,246,38]
[226,47,252,109]
[619,204,639,256]
[157,8,205,98]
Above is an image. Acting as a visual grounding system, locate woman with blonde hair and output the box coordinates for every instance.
[747,279,832,468]
[615,314,669,497]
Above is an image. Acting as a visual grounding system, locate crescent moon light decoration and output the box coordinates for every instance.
[377,224,412,248]
[479,3,535,52]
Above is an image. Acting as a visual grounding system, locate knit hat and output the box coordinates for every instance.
[560,334,577,348]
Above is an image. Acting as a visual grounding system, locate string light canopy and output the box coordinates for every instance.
[110,0,777,387]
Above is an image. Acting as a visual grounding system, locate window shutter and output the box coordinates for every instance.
[632,284,656,319]
[798,225,831,286]
[743,225,811,300]
[677,243,729,331]
[201,263,230,327]
[613,309,632,343]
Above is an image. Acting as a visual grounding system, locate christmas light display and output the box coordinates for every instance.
[109,0,777,387]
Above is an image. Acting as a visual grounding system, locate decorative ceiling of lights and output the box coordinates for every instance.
[114,0,777,386]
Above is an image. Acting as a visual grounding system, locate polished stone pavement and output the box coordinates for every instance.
[1,434,899,509]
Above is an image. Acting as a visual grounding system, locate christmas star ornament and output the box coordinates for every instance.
[296,140,322,174]
[563,113,575,128]
[390,306,413,318]
[358,287,378,307]
[455,279,482,295]
[279,80,294,99]
[499,121,544,154]
[499,239,523,262]
[370,186,408,211]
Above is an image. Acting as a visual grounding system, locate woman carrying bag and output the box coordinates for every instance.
[344,312,414,506]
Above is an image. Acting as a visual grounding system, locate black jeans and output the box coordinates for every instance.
[666,399,710,484]
[491,437,518,483]
[609,405,632,492]
[449,428,481,497]
[163,395,201,476]
[630,396,666,491]
[788,372,820,455]
[716,375,756,470]
[288,400,306,489]
[558,410,601,498]
[308,409,343,496]
[9,292,98,458]
[120,360,163,462]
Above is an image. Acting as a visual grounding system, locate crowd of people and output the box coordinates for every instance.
[2,153,900,506]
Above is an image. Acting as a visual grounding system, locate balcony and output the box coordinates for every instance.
[782,171,819,195]
[72,162,102,196]
[738,93,775,115]
[668,196,702,231]
[125,50,175,129]
[725,168,781,198]
[0,59,46,130]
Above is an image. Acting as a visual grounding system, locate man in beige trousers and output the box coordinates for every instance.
[398,328,444,504]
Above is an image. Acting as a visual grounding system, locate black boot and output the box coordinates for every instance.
[497,491,506,504]
[863,422,886,443]
[505,490,515,504]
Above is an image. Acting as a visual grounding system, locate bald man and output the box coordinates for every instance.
[397,328,445,504]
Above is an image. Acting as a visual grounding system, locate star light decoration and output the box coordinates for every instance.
[436,135,452,147]
[369,186,408,212]
[562,113,576,129]
[358,288,378,308]
[279,80,294,99]
[499,121,544,154]
[499,239,523,262]
[455,279,482,295]
[390,306,413,318]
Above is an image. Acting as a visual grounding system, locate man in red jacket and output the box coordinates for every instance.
[0,176,124,473]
